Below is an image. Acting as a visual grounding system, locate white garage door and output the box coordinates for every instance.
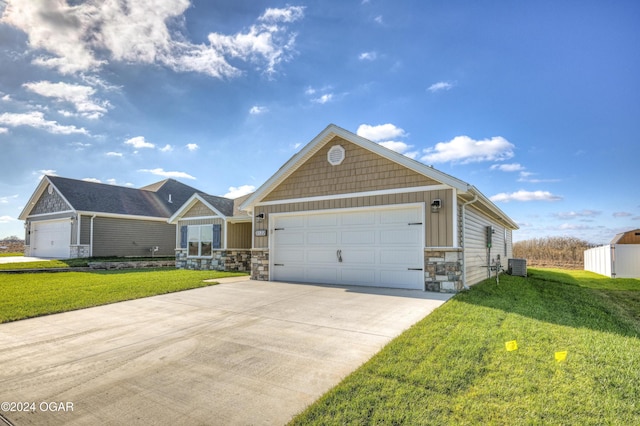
[272,205,424,289]
[32,220,71,258]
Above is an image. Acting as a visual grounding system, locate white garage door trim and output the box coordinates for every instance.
[31,219,71,258]
[270,203,425,290]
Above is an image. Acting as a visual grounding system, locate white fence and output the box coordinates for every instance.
[584,244,640,278]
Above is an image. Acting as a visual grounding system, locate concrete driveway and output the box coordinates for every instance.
[0,279,451,425]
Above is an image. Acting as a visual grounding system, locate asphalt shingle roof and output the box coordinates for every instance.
[47,176,205,218]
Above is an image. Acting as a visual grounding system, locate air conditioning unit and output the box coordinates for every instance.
[508,258,527,277]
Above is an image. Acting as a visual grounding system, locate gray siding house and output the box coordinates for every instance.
[19,176,204,258]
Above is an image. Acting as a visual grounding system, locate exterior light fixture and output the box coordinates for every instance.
[431,199,442,213]
[256,213,265,223]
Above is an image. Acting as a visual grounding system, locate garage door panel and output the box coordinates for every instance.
[380,229,421,245]
[32,220,71,258]
[307,267,338,283]
[341,211,375,226]
[272,205,424,290]
[341,269,376,285]
[308,214,338,227]
[341,231,375,245]
[273,249,304,263]
[306,249,339,263]
[308,231,337,245]
[277,216,305,228]
[275,231,305,245]
[380,208,421,224]
[342,249,375,265]
[380,249,423,265]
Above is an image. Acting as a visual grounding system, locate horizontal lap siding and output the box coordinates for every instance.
[92,217,176,257]
[254,189,453,249]
[464,206,510,286]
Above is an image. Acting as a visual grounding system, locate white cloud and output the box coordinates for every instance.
[186,143,199,152]
[553,210,601,220]
[23,81,110,119]
[138,168,196,180]
[421,135,514,164]
[357,123,407,142]
[490,190,563,203]
[491,163,525,172]
[428,81,454,92]
[106,151,123,157]
[259,6,305,23]
[125,136,155,149]
[0,215,16,223]
[0,194,18,204]
[2,95,11,101]
[0,111,88,135]
[378,141,418,159]
[249,105,268,115]
[1,2,304,78]
[0,127,8,134]
[82,178,102,183]
[613,212,632,218]
[160,144,173,152]
[312,93,334,104]
[374,15,383,24]
[358,51,377,61]
[223,185,256,198]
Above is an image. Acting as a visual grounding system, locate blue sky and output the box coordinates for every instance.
[0,1,638,244]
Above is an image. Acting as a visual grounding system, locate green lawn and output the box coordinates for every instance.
[0,269,247,323]
[0,256,175,270]
[291,268,640,425]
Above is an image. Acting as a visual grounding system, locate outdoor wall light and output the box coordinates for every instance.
[431,199,442,213]
[256,213,266,223]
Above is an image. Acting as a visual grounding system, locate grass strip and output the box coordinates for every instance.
[290,268,640,425]
[0,269,247,323]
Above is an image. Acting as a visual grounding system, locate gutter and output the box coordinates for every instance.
[90,214,96,257]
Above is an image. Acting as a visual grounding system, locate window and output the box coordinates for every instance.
[186,224,220,257]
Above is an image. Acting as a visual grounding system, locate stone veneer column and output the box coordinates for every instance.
[250,249,269,281]
[424,249,464,292]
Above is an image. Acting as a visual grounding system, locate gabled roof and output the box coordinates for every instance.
[19,176,204,220]
[167,192,252,223]
[239,124,518,230]
[241,124,470,212]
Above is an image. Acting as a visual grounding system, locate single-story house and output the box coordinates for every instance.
[168,192,253,271]
[584,229,640,278]
[19,175,204,258]
[234,124,518,291]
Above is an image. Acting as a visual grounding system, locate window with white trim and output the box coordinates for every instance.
[188,225,214,257]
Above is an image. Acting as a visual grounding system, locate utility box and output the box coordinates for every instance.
[486,226,494,248]
[508,258,527,277]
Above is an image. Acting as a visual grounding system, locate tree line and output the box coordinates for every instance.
[513,236,596,269]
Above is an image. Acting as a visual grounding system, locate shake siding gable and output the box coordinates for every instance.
[182,201,217,218]
[263,137,440,202]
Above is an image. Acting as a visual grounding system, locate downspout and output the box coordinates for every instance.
[460,193,478,289]
[89,214,96,257]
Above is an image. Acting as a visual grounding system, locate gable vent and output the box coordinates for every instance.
[327,145,345,166]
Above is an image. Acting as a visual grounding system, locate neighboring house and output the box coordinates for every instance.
[234,124,518,292]
[168,193,252,271]
[584,229,640,278]
[19,176,204,258]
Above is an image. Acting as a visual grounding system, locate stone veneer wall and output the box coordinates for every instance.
[250,250,269,281]
[70,245,91,258]
[175,249,251,271]
[424,248,464,292]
